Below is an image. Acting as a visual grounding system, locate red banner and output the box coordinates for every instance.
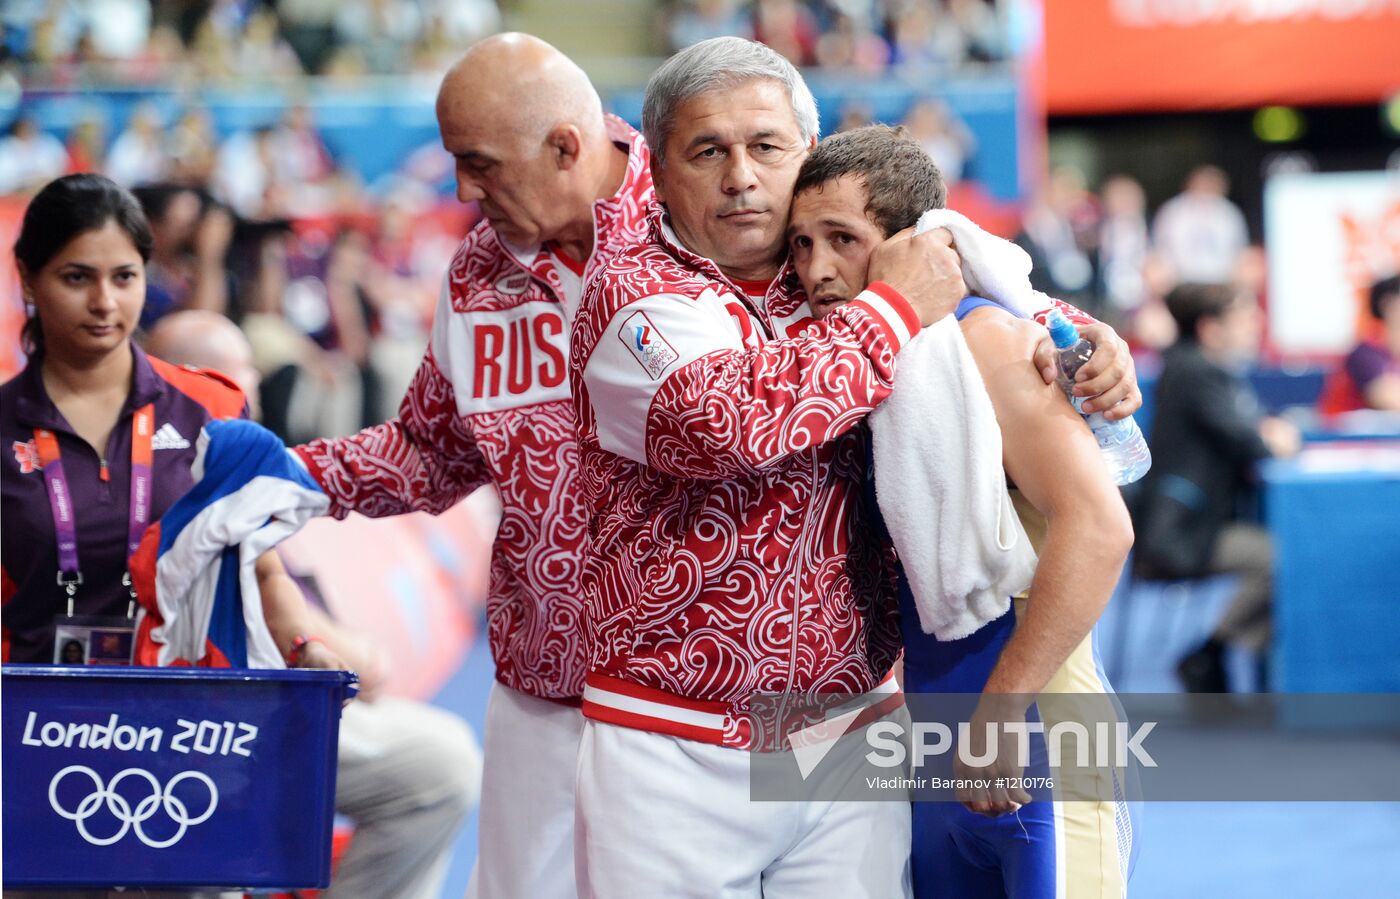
[1,198,27,381]
[1046,0,1400,114]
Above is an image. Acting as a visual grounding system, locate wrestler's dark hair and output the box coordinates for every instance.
[792,124,946,238]
[1164,282,1245,341]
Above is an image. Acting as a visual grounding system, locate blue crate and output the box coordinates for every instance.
[2,664,357,890]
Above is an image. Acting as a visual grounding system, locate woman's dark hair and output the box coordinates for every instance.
[14,173,154,354]
[1370,274,1399,322]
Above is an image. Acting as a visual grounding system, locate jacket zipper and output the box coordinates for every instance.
[746,284,804,735]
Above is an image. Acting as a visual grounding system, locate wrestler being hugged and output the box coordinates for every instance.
[786,125,1139,899]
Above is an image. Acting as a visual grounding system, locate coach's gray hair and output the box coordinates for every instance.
[642,37,820,166]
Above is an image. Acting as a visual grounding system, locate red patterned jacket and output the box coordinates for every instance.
[295,117,653,701]
[569,208,925,748]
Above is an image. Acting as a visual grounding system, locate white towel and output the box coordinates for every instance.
[915,208,1051,318]
[868,210,1041,641]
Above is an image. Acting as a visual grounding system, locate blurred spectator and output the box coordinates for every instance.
[948,0,1004,62]
[236,8,304,78]
[1098,174,1150,318]
[106,102,168,187]
[669,0,753,49]
[1,0,49,36]
[190,11,239,81]
[145,308,263,417]
[663,0,1008,73]
[1231,244,1269,304]
[408,15,459,76]
[835,100,873,133]
[239,228,367,443]
[0,115,67,195]
[320,227,389,421]
[1017,164,1097,312]
[165,107,218,186]
[887,0,966,70]
[1136,283,1300,692]
[1323,275,1400,414]
[134,184,235,326]
[813,11,889,71]
[358,191,443,420]
[1152,164,1249,286]
[213,125,284,218]
[124,24,192,84]
[753,0,820,66]
[335,0,422,75]
[902,97,975,184]
[423,0,500,45]
[204,0,254,40]
[11,1,81,64]
[63,112,106,174]
[272,104,337,187]
[320,43,370,79]
[277,0,341,74]
[85,0,151,60]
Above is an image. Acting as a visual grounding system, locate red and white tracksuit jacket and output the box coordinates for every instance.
[569,209,916,749]
[295,117,653,701]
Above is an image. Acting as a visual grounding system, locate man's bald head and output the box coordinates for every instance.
[146,311,261,415]
[435,33,627,251]
[438,33,604,149]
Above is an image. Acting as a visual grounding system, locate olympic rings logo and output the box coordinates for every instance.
[48,765,219,848]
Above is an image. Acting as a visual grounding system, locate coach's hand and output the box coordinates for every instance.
[868,226,966,327]
[1032,320,1142,420]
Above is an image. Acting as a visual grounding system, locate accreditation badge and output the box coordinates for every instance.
[52,616,136,666]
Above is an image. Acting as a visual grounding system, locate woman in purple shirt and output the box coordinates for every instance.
[1,174,339,671]
[1346,275,1400,411]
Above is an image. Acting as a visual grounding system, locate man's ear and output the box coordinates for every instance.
[1196,317,1220,349]
[649,157,666,203]
[549,125,583,171]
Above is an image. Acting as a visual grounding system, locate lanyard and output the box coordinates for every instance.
[34,404,155,617]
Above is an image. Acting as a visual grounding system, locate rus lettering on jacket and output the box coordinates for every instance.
[444,302,571,413]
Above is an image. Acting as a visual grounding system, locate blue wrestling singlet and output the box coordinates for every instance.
[884,296,1142,898]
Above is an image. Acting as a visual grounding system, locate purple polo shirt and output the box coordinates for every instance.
[1,344,247,662]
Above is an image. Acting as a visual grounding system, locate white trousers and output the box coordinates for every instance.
[575,720,912,899]
[326,697,481,899]
[465,682,585,899]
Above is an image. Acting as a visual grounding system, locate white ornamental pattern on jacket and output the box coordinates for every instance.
[570,212,905,746]
[296,117,653,700]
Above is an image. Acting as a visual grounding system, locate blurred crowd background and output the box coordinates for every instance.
[5,2,1396,437]
[2,0,1013,84]
[1,0,1036,443]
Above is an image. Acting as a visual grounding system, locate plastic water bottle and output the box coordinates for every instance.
[1045,308,1152,486]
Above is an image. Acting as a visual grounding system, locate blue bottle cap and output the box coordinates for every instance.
[1045,307,1079,349]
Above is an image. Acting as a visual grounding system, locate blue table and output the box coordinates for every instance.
[1264,443,1400,692]
[1134,363,1330,444]
[1303,409,1400,444]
